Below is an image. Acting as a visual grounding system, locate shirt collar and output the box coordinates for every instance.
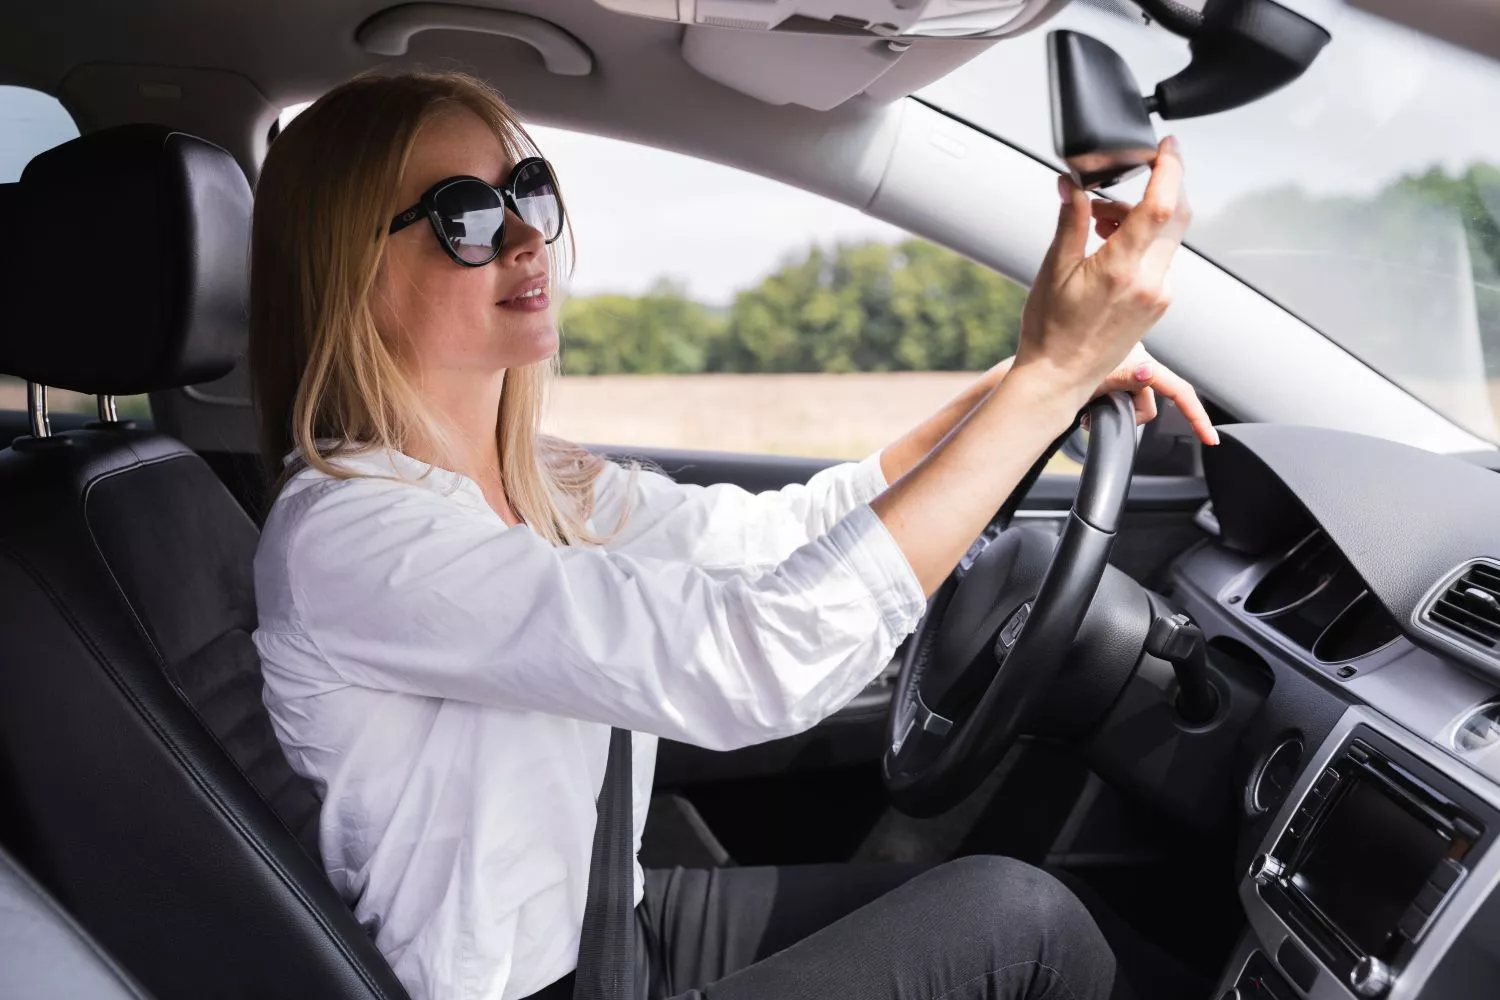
[285,442,488,507]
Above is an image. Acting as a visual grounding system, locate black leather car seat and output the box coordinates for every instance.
[0,126,408,1000]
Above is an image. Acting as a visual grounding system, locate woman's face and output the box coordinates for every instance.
[374,106,557,378]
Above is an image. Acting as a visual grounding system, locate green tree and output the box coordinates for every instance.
[712,238,1025,373]
[559,278,722,375]
[1195,163,1500,379]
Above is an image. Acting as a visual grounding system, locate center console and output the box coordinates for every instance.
[1233,707,1500,999]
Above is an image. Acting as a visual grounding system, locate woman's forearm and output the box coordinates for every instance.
[872,364,1085,593]
[877,357,1015,485]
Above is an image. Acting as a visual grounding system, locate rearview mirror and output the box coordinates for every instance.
[1048,30,1158,191]
[1047,1,1329,191]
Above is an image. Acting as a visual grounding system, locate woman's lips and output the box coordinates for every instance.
[499,286,550,312]
[498,276,550,312]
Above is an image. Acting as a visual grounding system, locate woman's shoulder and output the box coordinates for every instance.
[259,459,453,572]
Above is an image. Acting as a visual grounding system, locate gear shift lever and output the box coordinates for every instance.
[1144,613,1220,725]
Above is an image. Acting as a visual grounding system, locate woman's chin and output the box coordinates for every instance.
[497,314,560,367]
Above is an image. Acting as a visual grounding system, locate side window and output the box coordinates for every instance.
[532,127,1080,473]
[0,87,150,423]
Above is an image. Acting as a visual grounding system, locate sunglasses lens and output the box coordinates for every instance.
[512,161,564,243]
[432,180,506,264]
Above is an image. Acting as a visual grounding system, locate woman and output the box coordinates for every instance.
[250,72,1207,1000]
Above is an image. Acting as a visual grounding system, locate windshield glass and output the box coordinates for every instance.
[921,0,1500,443]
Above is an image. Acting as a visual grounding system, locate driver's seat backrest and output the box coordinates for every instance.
[0,126,408,1000]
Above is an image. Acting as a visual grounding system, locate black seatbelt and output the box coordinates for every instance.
[573,727,636,1000]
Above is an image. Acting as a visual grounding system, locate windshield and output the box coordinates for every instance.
[921,0,1500,443]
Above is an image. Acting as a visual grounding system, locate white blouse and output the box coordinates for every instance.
[252,446,927,1000]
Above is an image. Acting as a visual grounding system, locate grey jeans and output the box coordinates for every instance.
[528,857,1128,1000]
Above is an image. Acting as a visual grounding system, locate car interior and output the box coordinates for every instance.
[1,1,1499,1000]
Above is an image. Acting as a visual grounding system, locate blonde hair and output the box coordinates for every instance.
[251,71,617,546]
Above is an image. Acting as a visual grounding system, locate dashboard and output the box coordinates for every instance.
[1164,424,1500,1000]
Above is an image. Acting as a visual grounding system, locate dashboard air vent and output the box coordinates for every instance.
[1238,530,1403,663]
[1426,561,1500,651]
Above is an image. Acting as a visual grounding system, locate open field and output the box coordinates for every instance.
[543,372,978,459]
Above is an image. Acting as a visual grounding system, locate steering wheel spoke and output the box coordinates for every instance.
[882,393,1140,817]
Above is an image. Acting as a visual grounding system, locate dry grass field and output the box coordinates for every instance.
[543,372,978,458]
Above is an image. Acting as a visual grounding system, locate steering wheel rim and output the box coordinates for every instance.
[881,391,1139,817]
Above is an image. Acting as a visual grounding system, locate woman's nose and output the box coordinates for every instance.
[498,207,545,266]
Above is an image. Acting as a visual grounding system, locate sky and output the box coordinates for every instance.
[523,125,903,304]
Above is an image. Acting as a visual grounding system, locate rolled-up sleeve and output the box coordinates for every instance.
[277,475,925,751]
[592,452,890,569]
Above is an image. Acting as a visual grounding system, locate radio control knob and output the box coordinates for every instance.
[1248,853,1286,886]
[1350,956,1393,997]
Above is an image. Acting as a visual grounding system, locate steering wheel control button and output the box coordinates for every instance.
[913,692,953,738]
[995,602,1032,655]
[1249,853,1286,887]
[1349,956,1393,998]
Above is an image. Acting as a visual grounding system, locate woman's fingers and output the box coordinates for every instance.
[1132,385,1158,425]
[1091,200,1127,240]
[1094,351,1218,446]
[1091,200,1131,224]
[1142,360,1219,445]
[1100,137,1190,274]
[1041,175,1095,278]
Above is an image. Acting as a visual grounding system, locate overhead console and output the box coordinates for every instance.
[591,0,1068,110]
[593,0,1064,39]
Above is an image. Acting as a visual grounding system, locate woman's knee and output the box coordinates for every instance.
[923,856,1107,950]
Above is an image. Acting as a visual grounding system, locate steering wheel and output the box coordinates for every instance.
[882,391,1139,817]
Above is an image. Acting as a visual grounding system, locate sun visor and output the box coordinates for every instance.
[681,26,999,110]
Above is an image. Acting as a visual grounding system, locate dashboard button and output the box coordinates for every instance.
[1312,767,1340,798]
[1398,902,1430,941]
[1430,858,1465,893]
[1413,881,1445,916]
[1276,939,1317,992]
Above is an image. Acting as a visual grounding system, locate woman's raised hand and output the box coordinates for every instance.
[872,139,1192,594]
[1012,137,1191,409]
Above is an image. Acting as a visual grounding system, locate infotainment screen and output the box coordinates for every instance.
[1292,777,1451,954]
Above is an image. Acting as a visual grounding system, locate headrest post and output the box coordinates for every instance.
[97,394,119,424]
[27,382,51,438]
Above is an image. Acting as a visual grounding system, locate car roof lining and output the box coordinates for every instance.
[0,0,1014,182]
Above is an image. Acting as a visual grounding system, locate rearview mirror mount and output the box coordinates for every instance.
[1049,0,1329,191]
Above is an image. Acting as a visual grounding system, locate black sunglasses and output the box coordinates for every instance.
[387,157,564,267]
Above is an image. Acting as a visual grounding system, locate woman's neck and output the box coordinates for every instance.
[405,366,515,520]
